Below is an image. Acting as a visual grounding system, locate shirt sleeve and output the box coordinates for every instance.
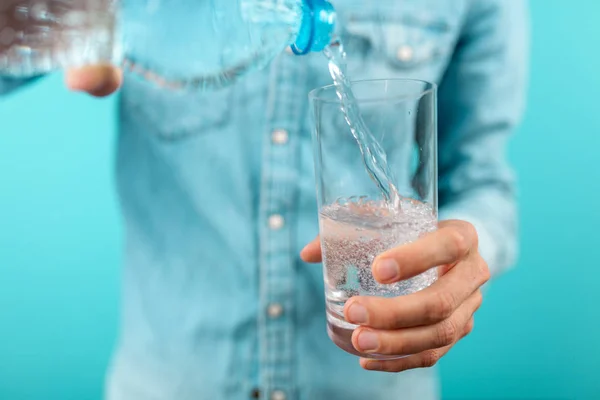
[437,0,530,277]
[0,76,41,96]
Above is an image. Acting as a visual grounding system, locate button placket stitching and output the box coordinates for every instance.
[259,53,306,400]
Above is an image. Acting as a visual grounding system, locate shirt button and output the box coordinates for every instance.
[267,303,284,319]
[271,129,289,145]
[396,45,414,62]
[250,388,261,399]
[268,214,285,230]
[271,390,286,400]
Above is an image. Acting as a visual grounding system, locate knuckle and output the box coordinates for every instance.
[421,349,441,368]
[377,298,403,329]
[384,336,407,356]
[380,363,400,373]
[435,318,459,347]
[474,290,484,309]
[462,222,479,248]
[427,291,456,322]
[446,228,469,259]
[478,260,491,283]
[463,318,475,337]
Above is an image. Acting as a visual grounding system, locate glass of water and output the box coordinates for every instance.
[0,0,118,77]
[309,78,438,359]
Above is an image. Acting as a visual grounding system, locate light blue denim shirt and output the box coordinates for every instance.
[1,1,529,399]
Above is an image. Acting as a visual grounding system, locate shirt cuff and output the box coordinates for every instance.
[0,76,40,95]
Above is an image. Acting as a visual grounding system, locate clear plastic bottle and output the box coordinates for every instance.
[121,0,337,90]
[0,0,337,89]
[0,0,119,77]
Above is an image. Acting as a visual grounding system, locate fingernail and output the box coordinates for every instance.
[357,330,379,352]
[364,361,383,371]
[346,302,368,324]
[375,259,400,282]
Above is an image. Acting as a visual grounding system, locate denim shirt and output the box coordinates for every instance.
[0,1,529,399]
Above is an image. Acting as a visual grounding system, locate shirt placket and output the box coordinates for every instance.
[258,52,307,400]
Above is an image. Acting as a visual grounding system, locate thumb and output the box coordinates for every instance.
[66,65,122,97]
[300,236,322,263]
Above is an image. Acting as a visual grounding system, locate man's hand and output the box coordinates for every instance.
[301,220,490,372]
[65,65,122,97]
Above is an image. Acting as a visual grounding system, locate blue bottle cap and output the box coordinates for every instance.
[291,0,336,55]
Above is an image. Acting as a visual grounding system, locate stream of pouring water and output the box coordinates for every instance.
[323,41,401,211]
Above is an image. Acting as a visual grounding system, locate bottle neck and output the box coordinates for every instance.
[291,0,336,55]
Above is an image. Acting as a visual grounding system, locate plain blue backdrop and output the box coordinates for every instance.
[1,2,599,399]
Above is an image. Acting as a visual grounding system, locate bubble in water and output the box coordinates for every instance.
[320,197,437,324]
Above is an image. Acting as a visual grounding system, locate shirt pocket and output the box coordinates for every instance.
[324,5,457,141]
[340,5,457,80]
[121,75,233,142]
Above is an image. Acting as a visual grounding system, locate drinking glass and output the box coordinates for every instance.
[309,78,438,359]
[0,0,119,77]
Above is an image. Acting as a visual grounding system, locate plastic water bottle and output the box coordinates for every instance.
[121,0,337,90]
[0,0,120,77]
[0,0,337,90]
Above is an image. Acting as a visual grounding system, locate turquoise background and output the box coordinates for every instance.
[1,2,599,399]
